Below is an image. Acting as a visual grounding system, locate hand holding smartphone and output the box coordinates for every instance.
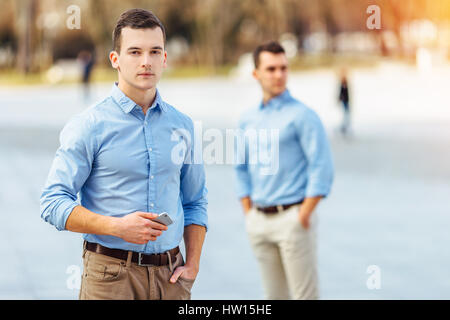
[152,212,173,226]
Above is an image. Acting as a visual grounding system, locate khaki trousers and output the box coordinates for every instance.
[245,204,319,300]
[79,246,194,300]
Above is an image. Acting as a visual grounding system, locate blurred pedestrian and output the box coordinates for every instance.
[40,9,207,300]
[338,68,351,136]
[234,41,334,300]
[77,50,95,102]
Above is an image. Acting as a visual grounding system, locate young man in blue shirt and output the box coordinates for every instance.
[235,42,334,299]
[40,9,207,300]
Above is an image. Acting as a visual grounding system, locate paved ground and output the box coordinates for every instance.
[1,62,450,299]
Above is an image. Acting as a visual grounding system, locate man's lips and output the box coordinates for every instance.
[138,73,154,76]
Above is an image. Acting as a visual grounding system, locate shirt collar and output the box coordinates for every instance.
[110,82,166,114]
[259,89,293,110]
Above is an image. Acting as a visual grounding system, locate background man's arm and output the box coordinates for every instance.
[298,196,322,229]
[297,109,335,229]
[235,120,252,215]
[240,196,253,214]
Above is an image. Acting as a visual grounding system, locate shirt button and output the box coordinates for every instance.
[150,175,154,179]
[150,203,154,207]
[149,148,153,152]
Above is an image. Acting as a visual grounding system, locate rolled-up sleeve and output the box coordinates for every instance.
[297,109,334,198]
[234,120,252,198]
[180,119,208,231]
[40,114,96,231]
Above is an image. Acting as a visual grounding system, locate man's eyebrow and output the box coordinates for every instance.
[126,46,163,51]
[127,47,142,51]
[265,64,287,69]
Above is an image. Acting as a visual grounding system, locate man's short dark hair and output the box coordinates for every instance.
[253,41,285,68]
[112,8,166,53]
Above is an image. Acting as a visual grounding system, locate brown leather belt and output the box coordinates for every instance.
[256,200,304,214]
[85,241,179,266]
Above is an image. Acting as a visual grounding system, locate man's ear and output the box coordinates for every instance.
[252,69,258,80]
[109,51,120,70]
[163,50,167,68]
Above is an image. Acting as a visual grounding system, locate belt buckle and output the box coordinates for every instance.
[138,252,154,267]
[276,205,283,213]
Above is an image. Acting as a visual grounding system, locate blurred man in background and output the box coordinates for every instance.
[235,41,334,300]
[77,50,95,103]
[40,8,207,300]
[338,68,351,136]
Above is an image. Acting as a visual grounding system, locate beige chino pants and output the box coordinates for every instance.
[245,204,319,300]
[79,246,194,300]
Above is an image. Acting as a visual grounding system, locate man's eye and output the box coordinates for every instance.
[151,50,161,55]
[131,51,139,55]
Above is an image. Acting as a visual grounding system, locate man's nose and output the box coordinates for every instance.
[274,69,284,79]
[141,52,152,68]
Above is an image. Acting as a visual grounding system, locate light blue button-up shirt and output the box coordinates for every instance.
[40,83,208,254]
[234,89,334,207]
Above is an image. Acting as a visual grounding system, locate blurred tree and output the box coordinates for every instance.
[3,0,450,73]
[15,0,39,73]
[0,1,17,69]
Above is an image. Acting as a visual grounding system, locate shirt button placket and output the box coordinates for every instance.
[144,118,153,214]
[146,117,155,213]
[143,118,151,253]
[149,151,155,214]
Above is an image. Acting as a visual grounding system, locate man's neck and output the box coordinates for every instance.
[117,80,156,115]
[262,90,284,106]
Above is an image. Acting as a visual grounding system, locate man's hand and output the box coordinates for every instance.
[112,211,168,244]
[297,196,323,229]
[170,224,206,283]
[240,196,253,215]
[298,209,312,229]
[170,264,198,283]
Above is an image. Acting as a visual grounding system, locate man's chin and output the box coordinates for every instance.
[132,80,157,91]
[272,87,286,97]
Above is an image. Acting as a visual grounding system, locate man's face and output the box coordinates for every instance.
[253,52,288,98]
[110,27,167,91]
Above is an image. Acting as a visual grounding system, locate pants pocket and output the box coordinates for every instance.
[245,207,258,232]
[80,251,129,300]
[85,251,124,281]
[160,253,195,300]
[177,277,195,298]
